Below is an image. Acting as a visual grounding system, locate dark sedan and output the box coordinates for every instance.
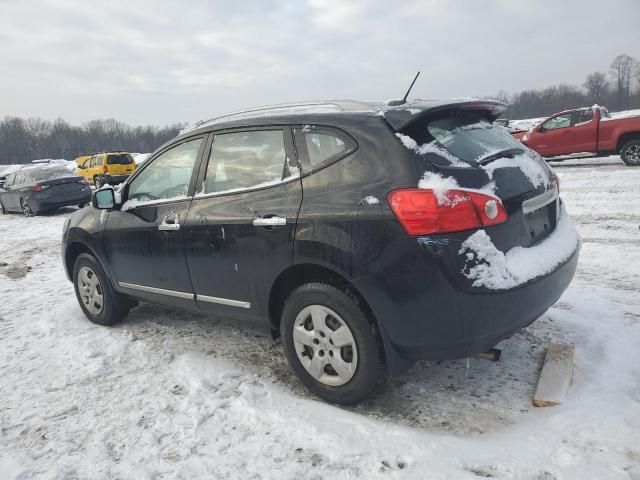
[0,165,91,216]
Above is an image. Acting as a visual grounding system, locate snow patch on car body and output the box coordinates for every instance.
[482,153,549,189]
[459,206,580,290]
[121,195,188,212]
[396,134,470,168]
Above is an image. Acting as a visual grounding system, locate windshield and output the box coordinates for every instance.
[107,154,133,165]
[426,112,527,164]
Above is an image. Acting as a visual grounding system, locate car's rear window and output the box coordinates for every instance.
[107,154,133,165]
[423,112,525,164]
[30,167,76,181]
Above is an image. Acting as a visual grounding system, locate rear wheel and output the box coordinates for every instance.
[73,253,131,326]
[20,198,33,217]
[620,140,640,166]
[281,283,384,405]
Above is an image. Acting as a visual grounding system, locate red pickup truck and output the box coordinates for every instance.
[518,106,640,166]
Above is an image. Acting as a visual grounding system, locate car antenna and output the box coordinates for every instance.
[387,71,420,106]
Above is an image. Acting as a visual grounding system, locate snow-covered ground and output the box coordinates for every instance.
[1,156,639,479]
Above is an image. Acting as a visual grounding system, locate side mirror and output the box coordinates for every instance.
[92,188,115,209]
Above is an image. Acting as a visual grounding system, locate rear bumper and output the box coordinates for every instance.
[31,190,92,212]
[352,230,580,372]
[100,174,130,185]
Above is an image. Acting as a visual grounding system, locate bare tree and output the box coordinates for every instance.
[610,54,638,109]
[583,72,608,104]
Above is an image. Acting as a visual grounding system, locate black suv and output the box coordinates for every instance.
[62,99,580,405]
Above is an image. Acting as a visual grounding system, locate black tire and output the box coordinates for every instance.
[77,203,87,209]
[0,200,5,214]
[280,283,385,405]
[72,253,131,326]
[94,177,102,189]
[620,140,640,166]
[20,198,34,217]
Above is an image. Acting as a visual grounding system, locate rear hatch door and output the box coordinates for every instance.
[395,105,559,250]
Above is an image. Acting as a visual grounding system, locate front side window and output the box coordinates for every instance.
[127,138,202,202]
[89,156,98,167]
[202,130,292,194]
[542,113,572,131]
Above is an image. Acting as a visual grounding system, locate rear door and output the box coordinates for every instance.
[184,127,302,321]
[571,108,597,153]
[103,136,206,310]
[533,112,574,156]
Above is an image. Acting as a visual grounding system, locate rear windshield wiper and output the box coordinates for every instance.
[477,147,525,165]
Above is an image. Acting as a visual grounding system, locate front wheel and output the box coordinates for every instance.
[94,177,102,189]
[281,283,385,405]
[620,140,640,166]
[73,253,131,326]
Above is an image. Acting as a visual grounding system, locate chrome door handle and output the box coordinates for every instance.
[159,213,180,231]
[253,216,286,227]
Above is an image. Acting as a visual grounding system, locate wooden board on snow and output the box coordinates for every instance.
[533,342,575,407]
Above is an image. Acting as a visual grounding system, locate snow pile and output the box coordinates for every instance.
[417,171,461,204]
[360,195,380,205]
[396,133,470,168]
[132,153,151,164]
[459,206,580,289]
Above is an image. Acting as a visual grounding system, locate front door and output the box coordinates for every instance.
[533,112,574,157]
[103,136,206,310]
[184,128,302,321]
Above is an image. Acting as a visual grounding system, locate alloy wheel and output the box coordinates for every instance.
[623,144,640,165]
[292,304,358,386]
[77,266,105,315]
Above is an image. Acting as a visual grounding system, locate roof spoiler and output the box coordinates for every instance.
[383,100,507,131]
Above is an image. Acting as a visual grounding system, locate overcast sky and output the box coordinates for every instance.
[1,0,638,126]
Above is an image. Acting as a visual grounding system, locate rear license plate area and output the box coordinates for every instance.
[524,202,557,242]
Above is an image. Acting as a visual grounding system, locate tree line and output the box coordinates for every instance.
[498,53,640,119]
[0,117,183,165]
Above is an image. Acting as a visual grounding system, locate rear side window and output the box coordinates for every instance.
[30,167,73,181]
[107,154,133,165]
[304,132,348,166]
[574,109,593,125]
[202,130,294,194]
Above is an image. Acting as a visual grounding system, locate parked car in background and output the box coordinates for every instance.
[76,152,137,188]
[519,106,640,165]
[62,99,580,405]
[0,164,91,216]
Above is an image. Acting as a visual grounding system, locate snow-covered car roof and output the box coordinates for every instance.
[181,98,507,135]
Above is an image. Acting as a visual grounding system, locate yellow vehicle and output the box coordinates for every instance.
[76,152,136,188]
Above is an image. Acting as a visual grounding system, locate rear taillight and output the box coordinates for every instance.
[31,184,48,192]
[387,188,508,236]
[103,165,108,174]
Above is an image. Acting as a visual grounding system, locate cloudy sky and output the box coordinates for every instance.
[1,0,638,126]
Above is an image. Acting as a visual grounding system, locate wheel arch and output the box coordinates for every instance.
[616,131,640,153]
[269,263,375,335]
[64,241,95,281]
